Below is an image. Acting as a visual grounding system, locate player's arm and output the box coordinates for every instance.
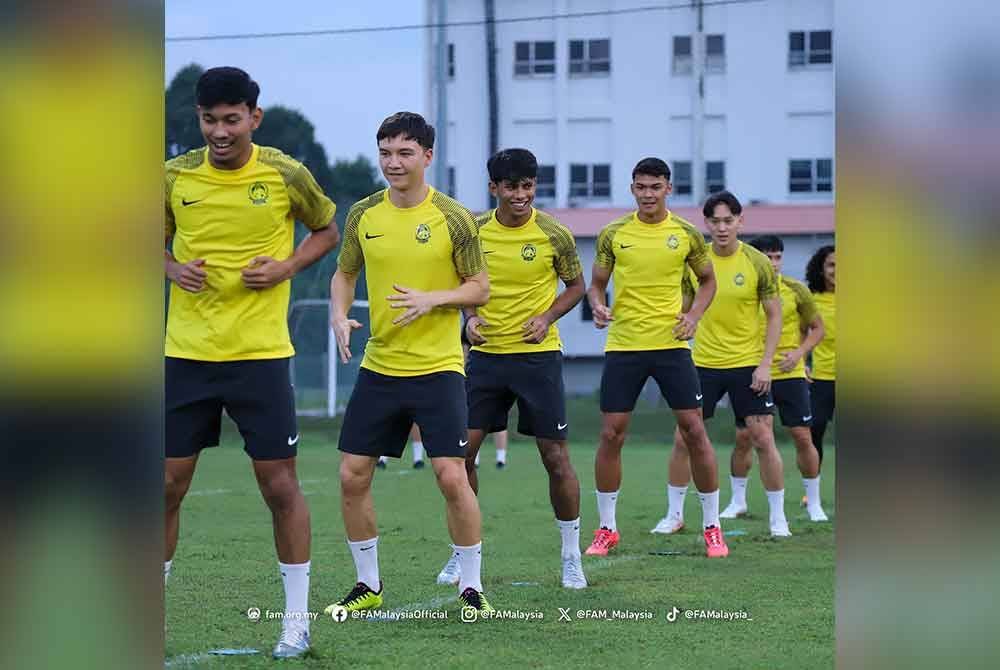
[780,313,825,374]
[164,191,207,292]
[524,273,585,343]
[753,296,782,394]
[329,204,364,362]
[674,260,716,340]
[587,264,613,329]
[243,217,341,290]
[389,271,490,327]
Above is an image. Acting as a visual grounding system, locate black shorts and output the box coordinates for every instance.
[697,366,774,423]
[165,356,297,461]
[600,349,702,413]
[467,350,567,440]
[771,378,813,427]
[339,368,467,459]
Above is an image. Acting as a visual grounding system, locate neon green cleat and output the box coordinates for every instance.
[459,587,495,613]
[324,581,383,615]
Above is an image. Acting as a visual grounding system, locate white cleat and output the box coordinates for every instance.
[807,506,829,522]
[272,626,310,659]
[770,520,793,537]
[436,553,461,585]
[720,502,749,519]
[650,516,686,534]
[561,555,588,589]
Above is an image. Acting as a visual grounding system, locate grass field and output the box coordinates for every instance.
[165,399,834,669]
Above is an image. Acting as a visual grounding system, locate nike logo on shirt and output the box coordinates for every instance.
[619,244,634,249]
[182,198,203,206]
[365,232,385,239]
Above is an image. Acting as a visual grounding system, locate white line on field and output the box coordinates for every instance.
[186,488,232,497]
[164,652,212,667]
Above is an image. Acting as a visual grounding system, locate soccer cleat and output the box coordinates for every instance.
[584,528,620,556]
[719,501,749,519]
[496,461,505,470]
[800,495,808,508]
[703,525,729,558]
[770,521,793,537]
[436,553,461,585]
[413,459,425,469]
[650,516,685,534]
[324,581,383,614]
[459,587,495,613]
[561,555,588,589]
[807,506,829,522]
[376,459,387,470]
[272,627,310,659]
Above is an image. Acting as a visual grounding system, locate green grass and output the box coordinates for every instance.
[165,400,834,669]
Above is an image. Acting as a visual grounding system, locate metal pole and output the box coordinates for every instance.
[692,0,705,205]
[435,0,449,190]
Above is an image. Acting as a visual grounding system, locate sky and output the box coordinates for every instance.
[165,0,428,163]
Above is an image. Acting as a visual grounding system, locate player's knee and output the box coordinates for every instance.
[339,462,371,498]
[434,464,469,500]
[258,473,300,511]
[539,444,570,478]
[733,429,753,453]
[165,474,192,510]
[676,419,706,449]
[599,424,626,447]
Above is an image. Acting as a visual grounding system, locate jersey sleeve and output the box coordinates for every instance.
[681,266,697,301]
[787,278,819,329]
[680,220,710,274]
[287,165,337,231]
[750,250,779,301]
[538,215,582,282]
[337,202,365,274]
[595,224,617,271]
[435,194,485,277]
[164,184,175,239]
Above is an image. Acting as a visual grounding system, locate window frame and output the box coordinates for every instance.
[514,40,556,77]
[706,161,726,195]
[789,30,833,69]
[672,35,693,75]
[569,163,612,200]
[569,38,611,76]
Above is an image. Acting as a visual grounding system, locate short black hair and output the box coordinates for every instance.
[487,148,538,184]
[806,244,835,292]
[196,67,260,109]
[749,235,784,253]
[632,157,671,181]
[377,112,435,150]
[703,190,743,217]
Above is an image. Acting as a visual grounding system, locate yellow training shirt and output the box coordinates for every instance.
[337,187,485,376]
[594,211,710,352]
[811,291,836,380]
[472,208,582,354]
[165,144,337,361]
[764,275,819,380]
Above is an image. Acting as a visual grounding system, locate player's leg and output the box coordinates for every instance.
[745,416,791,536]
[410,424,425,468]
[810,379,835,466]
[437,427,487,585]
[721,425,753,518]
[164,455,199,582]
[465,350,515,491]
[419,372,493,611]
[494,429,509,468]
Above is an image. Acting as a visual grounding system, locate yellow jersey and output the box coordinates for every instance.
[594,211,710,352]
[763,275,818,380]
[472,208,581,354]
[337,186,485,376]
[165,144,337,361]
[811,291,836,380]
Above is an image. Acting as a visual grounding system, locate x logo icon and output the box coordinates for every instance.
[558,607,572,622]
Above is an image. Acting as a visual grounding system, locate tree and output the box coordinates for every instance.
[165,63,204,158]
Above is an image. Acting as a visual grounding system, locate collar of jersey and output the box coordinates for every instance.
[491,207,536,229]
[383,184,435,211]
[711,240,743,260]
[631,210,672,227]
[202,143,260,178]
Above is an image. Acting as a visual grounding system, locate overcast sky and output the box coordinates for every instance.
[165,0,428,163]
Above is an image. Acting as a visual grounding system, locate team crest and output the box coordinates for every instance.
[415,223,432,243]
[666,234,680,249]
[734,272,746,286]
[248,181,269,205]
[521,243,537,261]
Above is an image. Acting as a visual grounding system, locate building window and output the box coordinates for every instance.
[514,41,556,76]
[705,34,725,73]
[706,161,725,194]
[447,43,455,78]
[570,164,611,199]
[672,161,692,196]
[789,30,832,68]
[789,158,833,193]
[569,38,610,75]
[672,36,692,75]
[447,166,456,197]
[582,291,610,321]
[536,165,556,200]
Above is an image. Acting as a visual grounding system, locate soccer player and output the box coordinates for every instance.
[435,148,587,589]
[585,158,729,559]
[656,191,792,537]
[324,112,494,615]
[717,236,828,522]
[806,245,836,467]
[164,67,339,659]
[461,325,510,469]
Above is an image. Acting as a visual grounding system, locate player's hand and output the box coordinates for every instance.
[331,315,364,363]
[522,313,553,343]
[242,256,292,290]
[167,258,208,292]
[672,312,699,340]
[750,364,772,396]
[465,315,488,345]
[592,304,613,329]
[388,284,438,326]
[778,348,803,373]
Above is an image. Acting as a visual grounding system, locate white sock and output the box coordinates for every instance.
[698,489,720,529]
[557,518,581,559]
[412,441,424,463]
[731,476,749,507]
[474,452,481,466]
[378,455,388,464]
[667,484,688,520]
[596,490,618,531]
[347,537,380,592]
[496,448,507,464]
[455,542,483,593]
[164,560,172,585]
[279,561,311,631]
[803,477,821,508]
[766,489,787,525]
